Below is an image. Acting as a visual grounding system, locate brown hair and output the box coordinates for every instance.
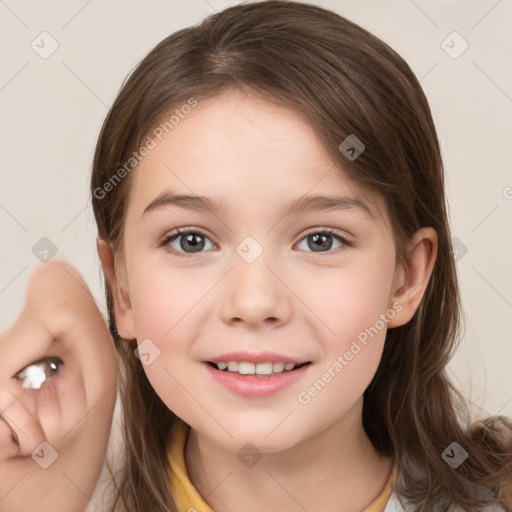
[90,1,512,510]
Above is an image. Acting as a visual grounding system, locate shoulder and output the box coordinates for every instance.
[383,492,506,512]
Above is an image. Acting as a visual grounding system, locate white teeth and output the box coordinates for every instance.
[255,362,273,374]
[213,360,302,375]
[238,362,255,374]
[272,362,285,373]
[227,361,239,372]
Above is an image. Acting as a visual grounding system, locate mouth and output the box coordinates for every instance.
[205,360,312,377]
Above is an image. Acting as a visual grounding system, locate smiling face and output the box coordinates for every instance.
[0,261,117,512]
[112,88,410,452]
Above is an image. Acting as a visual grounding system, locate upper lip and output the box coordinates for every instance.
[204,351,310,365]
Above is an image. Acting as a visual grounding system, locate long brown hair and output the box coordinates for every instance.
[90,1,512,510]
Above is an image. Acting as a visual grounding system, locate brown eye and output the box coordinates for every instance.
[13,357,64,389]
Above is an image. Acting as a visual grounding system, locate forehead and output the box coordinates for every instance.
[128,89,387,224]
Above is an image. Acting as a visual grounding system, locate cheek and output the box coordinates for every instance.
[301,255,396,340]
[296,250,396,403]
[129,260,197,340]
[128,262,203,409]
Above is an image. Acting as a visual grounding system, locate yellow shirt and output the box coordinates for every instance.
[168,418,399,512]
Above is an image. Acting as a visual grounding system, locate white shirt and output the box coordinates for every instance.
[383,487,506,511]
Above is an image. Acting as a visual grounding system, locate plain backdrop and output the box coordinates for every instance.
[1,0,511,433]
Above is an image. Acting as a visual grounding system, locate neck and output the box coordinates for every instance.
[185,399,394,512]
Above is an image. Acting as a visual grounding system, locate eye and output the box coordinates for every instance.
[158,227,353,258]
[13,357,64,390]
[159,228,216,258]
[296,229,352,253]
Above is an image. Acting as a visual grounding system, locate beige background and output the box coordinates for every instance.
[1,0,511,493]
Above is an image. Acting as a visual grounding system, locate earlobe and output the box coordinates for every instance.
[387,227,438,328]
[96,238,136,340]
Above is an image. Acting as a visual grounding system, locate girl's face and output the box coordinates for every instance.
[115,89,408,452]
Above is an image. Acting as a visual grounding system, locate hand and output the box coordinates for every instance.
[0,261,118,512]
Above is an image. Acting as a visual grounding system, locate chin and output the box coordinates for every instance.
[207,425,302,454]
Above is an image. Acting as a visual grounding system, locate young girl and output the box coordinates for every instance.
[90,1,512,510]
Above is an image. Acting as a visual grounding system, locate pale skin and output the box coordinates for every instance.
[99,88,437,512]
[0,261,117,512]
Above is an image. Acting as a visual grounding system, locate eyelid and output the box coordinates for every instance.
[158,226,214,244]
[300,227,353,243]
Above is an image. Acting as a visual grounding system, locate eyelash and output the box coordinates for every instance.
[158,227,353,258]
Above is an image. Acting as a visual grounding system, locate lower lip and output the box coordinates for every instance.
[203,362,311,398]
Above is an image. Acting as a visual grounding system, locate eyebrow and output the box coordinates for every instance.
[142,190,374,219]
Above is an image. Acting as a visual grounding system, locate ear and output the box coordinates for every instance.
[386,227,438,328]
[96,238,136,339]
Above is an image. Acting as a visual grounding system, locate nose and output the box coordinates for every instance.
[219,249,291,328]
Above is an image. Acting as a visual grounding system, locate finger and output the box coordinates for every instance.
[0,393,46,457]
[0,413,20,460]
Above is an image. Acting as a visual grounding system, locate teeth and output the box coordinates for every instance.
[272,362,285,373]
[214,360,302,375]
[239,362,256,375]
[227,361,238,372]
